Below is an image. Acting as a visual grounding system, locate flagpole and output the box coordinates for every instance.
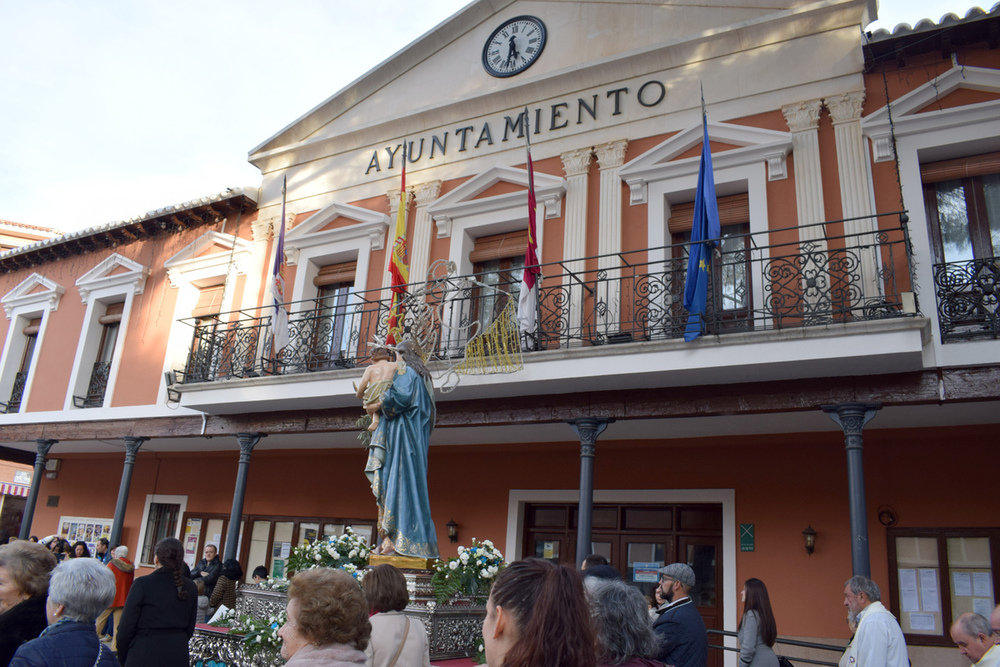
[517,107,541,348]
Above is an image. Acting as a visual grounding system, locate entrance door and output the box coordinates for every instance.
[522,502,723,667]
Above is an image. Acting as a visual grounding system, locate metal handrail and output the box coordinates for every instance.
[174,212,917,384]
[708,629,843,666]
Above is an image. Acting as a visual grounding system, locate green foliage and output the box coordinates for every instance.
[357,414,372,448]
[285,527,371,579]
[211,608,286,659]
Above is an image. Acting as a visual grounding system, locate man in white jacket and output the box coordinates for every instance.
[951,613,1000,667]
[842,576,908,667]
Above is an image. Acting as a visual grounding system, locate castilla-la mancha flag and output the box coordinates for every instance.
[271,175,289,352]
[517,113,540,344]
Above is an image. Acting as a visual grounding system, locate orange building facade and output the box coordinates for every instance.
[1,1,1000,665]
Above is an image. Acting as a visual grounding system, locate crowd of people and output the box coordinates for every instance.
[4,534,1000,667]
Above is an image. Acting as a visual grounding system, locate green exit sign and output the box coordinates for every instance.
[740,523,755,552]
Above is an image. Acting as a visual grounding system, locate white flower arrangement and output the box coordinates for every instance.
[286,528,371,580]
[255,577,289,592]
[432,538,505,604]
[211,607,287,657]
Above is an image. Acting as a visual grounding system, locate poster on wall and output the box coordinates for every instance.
[57,515,114,556]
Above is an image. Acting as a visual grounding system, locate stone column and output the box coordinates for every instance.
[826,91,881,303]
[224,432,265,562]
[782,100,826,239]
[560,148,593,345]
[783,100,827,319]
[19,439,56,539]
[410,181,442,288]
[822,403,881,577]
[595,140,629,340]
[566,417,614,567]
[109,436,147,547]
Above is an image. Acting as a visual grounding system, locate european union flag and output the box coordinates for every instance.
[683,117,721,341]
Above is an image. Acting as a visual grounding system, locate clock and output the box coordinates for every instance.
[482,16,547,78]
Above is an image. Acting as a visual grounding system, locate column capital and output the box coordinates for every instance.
[34,439,57,466]
[236,432,266,462]
[595,140,629,170]
[387,189,402,216]
[825,91,866,125]
[560,148,593,177]
[121,436,147,464]
[822,403,881,437]
[782,99,824,132]
[412,180,442,207]
[565,417,614,449]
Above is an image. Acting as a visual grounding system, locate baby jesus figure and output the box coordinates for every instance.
[355,347,397,431]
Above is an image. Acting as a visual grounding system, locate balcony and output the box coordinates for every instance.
[0,371,27,413]
[933,257,1000,342]
[174,215,922,403]
[72,361,111,409]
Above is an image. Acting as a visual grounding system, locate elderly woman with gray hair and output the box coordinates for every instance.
[586,578,662,667]
[9,558,120,667]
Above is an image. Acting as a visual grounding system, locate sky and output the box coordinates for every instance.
[0,0,984,233]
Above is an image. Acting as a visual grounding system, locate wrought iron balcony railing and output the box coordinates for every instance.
[73,361,112,408]
[933,256,1000,342]
[1,371,28,413]
[176,214,916,385]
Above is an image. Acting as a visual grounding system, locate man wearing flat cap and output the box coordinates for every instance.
[653,562,708,667]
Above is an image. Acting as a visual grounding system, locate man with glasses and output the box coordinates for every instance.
[653,562,707,667]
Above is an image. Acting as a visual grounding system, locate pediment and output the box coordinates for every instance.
[164,232,251,288]
[619,121,792,204]
[283,201,390,266]
[2,272,65,318]
[427,165,566,237]
[75,253,150,303]
[862,66,1000,162]
[251,0,854,162]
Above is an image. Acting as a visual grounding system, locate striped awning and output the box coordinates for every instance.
[0,483,30,497]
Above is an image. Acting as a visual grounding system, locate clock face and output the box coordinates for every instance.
[482,16,547,78]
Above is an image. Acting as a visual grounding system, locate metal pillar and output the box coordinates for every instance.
[19,439,56,539]
[566,417,614,567]
[823,402,881,578]
[224,433,265,562]
[110,437,147,548]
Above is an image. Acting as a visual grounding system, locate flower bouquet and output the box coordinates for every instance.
[432,538,504,605]
[211,607,287,659]
[286,527,371,580]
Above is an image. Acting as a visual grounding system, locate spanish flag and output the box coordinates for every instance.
[386,142,409,345]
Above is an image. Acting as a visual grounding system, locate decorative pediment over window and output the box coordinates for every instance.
[1,273,65,318]
[427,165,566,239]
[283,201,390,266]
[863,66,1000,162]
[164,232,251,288]
[619,121,792,205]
[75,253,150,303]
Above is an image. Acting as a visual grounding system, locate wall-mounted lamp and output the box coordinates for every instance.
[802,525,817,555]
[446,519,458,543]
[163,371,181,403]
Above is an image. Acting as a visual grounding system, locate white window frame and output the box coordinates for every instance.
[65,254,149,410]
[0,273,65,413]
[135,493,188,568]
[161,232,251,396]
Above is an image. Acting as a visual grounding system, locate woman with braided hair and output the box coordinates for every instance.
[115,537,197,666]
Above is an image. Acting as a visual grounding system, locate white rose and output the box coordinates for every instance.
[480,568,489,577]
[449,560,459,570]
[332,552,340,560]
[314,553,322,561]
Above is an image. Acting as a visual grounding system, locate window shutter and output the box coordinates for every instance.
[192,285,225,318]
[921,152,1000,184]
[469,230,529,264]
[98,302,125,325]
[314,261,357,287]
[22,318,41,336]
[668,193,750,234]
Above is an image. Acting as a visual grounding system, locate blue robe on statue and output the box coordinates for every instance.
[365,360,440,559]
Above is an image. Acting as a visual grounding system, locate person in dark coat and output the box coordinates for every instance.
[208,559,242,617]
[10,558,120,667]
[190,544,221,598]
[652,563,708,667]
[115,537,197,667]
[0,541,58,666]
